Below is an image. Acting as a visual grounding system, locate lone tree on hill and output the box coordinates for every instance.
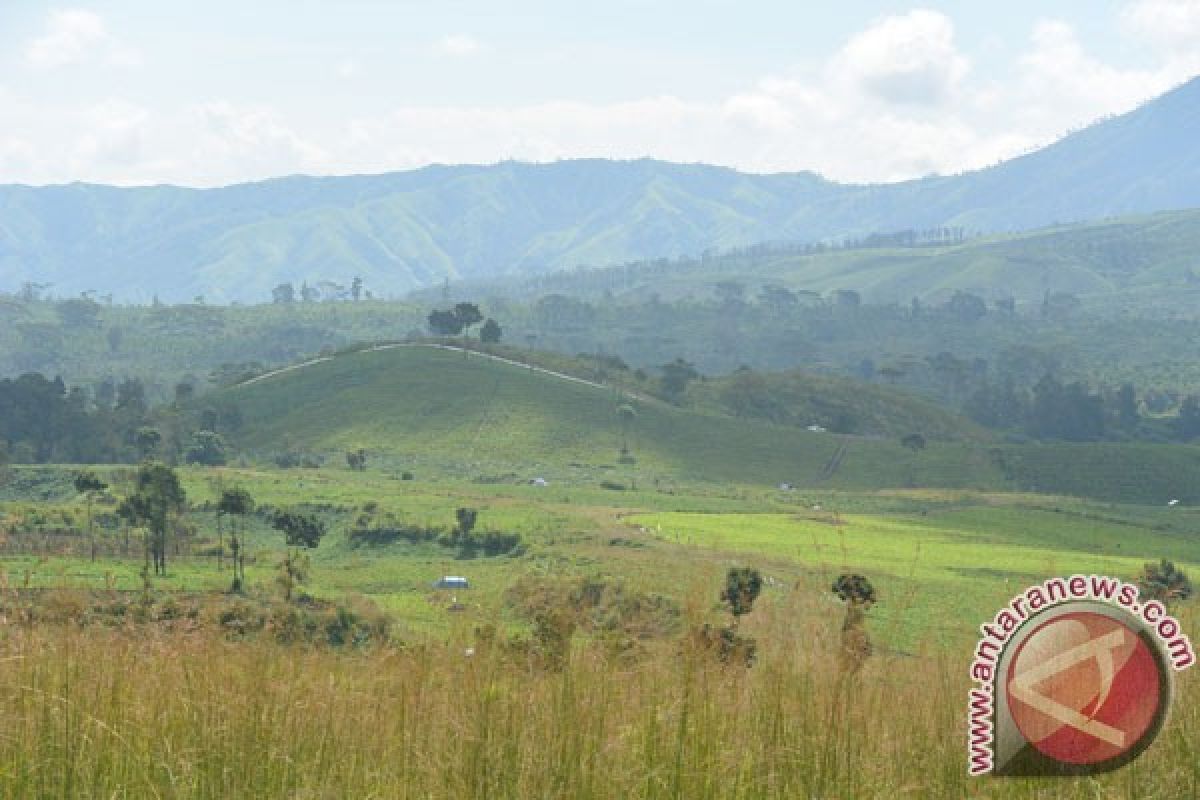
[74,470,108,562]
[425,303,485,354]
[659,358,699,403]
[271,509,327,601]
[480,318,502,343]
[427,309,463,336]
[453,302,484,355]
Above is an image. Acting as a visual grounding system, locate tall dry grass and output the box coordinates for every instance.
[0,586,1195,799]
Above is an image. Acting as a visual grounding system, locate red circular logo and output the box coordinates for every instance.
[1006,611,1165,766]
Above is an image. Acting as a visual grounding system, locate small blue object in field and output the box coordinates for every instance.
[434,576,470,589]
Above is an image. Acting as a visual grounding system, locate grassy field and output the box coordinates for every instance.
[4,345,1200,796]
[2,459,1200,797]
[0,581,1195,798]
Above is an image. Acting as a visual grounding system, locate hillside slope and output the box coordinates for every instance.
[216,346,995,488]
[488,208,1200,306]
[5,77,1200,302]
[205,345,1200,503]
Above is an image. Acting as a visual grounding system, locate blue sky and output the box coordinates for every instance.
[2,1,1198,186]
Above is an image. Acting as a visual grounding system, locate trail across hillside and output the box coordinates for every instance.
[234,342,652,402]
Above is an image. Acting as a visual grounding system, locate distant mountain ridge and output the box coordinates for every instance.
[3,76,1200,302]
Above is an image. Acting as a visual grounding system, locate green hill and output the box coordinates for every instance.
[211,345,1200,505]
[216,345,996,488]
[481,208,1200,308]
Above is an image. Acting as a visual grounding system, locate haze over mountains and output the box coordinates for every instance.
[3,76,1199,303]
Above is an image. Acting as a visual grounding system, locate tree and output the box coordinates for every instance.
[901,433,926,453]
[832,573,877,674]
[123,463,187,576]
[758,285,797,317]
[456,507,478,537]
[184,430,228,466]
[346,449,367,471]
[1114,383,1140,431]
[116,378,148,418]
[617,403,637,454]
[720,567,763,625]
[1137,559,1193,605]
[56,297,102,328]
[135,427,162,460]
[174,382,195,407]
[480,318,502,343]
[271,509,327,601]
[453,302,484,353]
[1174,396,1200,442]
[427,309,463,336]
[350,276,363,302]
[218,487,254,584]
[659,358,699,403]
[272,283,296,304]
[74,470,108,562]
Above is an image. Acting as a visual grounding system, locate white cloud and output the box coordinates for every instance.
[25,9,141,69]
[833,9,969,106]
[4,8,1199,187]
[1122,0,1200,51]
[437,34,481,57]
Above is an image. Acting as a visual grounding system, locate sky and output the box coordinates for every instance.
[2,1,1199,187]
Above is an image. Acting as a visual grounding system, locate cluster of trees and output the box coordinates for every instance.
[0,371,243,465]
[0,373,151,463]
[59,463,333,598]
[965,373,1200,443]
[426,302,502,344]
[272,277,370,304]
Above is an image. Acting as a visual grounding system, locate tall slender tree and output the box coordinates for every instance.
[74,470,108,562]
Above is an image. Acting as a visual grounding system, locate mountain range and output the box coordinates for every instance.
[3,76,1200,303]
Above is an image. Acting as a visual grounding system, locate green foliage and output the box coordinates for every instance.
[183,430,228,466]
[345,448,367,471]
[658,358,699,403]
[427,308,462,335]
[217,487,255,518]
[455,507,478,536]
[271,509,327,550]
[720,567,763,619]
[480,318,502,343]
[832,573,878,607]
[73,470,107,495]
[1137,559,1193,605]
[122,462,186,575]
[453,303,483,335]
